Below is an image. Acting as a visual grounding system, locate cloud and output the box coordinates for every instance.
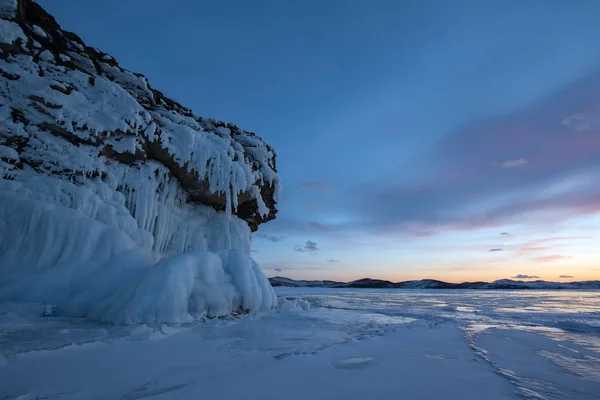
[274,268,282,272]
[331,71,600,235]
[414,230,437,237]
[294,240,320,254]
[304,240,319,252]
[501,158,528,168]
[308,221,328,232]
[561,112,600,132]
[326,259,340,263]
[298,181,330,194]
[255,234,286,242]
[501,232,512,236]
[512,274,541,279]
[489,248,504,252]
[305,201,327,210]
[518,236,593,255]
[535,255,569,263]
[534,236,593,243]
[559,275,574,278]
[519,245,552,253]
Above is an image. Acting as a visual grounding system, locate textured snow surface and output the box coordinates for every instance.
[1,289,599,399]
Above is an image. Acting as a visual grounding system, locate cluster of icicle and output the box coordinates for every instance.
[0,169,276,324]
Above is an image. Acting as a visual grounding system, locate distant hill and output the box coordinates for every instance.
[269,276,600,290]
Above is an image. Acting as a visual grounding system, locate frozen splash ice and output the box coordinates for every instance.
[0,172,276,324]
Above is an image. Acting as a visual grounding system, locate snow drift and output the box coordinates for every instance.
[0,0,278,323]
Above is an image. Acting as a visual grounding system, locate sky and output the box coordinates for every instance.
[39,0,600,283]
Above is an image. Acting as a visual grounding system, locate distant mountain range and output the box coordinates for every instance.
[269,276,600,290]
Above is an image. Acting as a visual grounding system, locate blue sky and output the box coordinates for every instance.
[40,0,600,282]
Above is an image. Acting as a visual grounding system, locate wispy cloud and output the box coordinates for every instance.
[333,71,600,235]
[326,259,340,263]
[559,275,574,278]
[512,274,541,279]
[518,236,593,255]
[561,112,600,132]
[255,234,286,242]
[308,221,328,232]
[501,158,528,168]
[534,236,594,243]
[305,201,328,210]
[294,240,320,254]
[415,230,437,237]
[489,248,504,252]
[298,181,330,194]
[535,255,569,263]
[519,245,552,254]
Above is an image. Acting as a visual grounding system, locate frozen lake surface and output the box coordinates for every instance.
[1,288,599,399]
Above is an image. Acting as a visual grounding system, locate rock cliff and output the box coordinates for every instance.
[0,0,279,232]
[0,0,279,323]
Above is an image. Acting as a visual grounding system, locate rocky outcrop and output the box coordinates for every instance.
[0,0,279,231]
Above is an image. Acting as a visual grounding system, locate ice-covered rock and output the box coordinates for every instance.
[0,0,279,229]
[0,0,18,20]
[0,0,279,323]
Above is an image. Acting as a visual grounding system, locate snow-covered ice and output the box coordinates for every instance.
[1,288,599,399]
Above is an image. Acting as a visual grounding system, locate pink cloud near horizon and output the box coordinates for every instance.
[535,255,570,263]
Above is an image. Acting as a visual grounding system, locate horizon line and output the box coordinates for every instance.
[268,275,598,285]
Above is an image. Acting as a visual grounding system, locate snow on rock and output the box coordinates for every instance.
[0,144,18,160]
[0,0,279,323]
[0,0,279,229]
[0,18,25,43]
[0,0,17,20]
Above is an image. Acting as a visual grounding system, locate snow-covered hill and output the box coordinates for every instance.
[0,0,279,323]
[269,277,600,290]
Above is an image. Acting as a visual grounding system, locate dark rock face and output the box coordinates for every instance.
[0,0,279,231]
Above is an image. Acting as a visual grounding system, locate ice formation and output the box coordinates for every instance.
[0,0,278,323]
